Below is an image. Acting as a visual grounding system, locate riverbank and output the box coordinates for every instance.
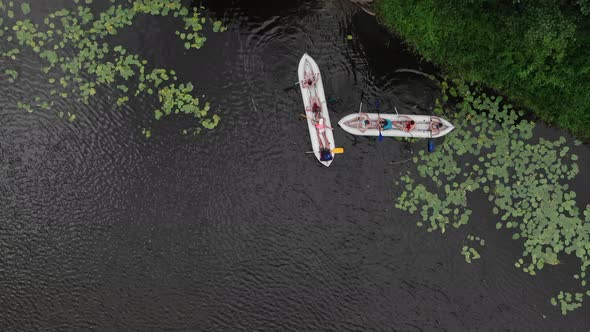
[374,0,590,139]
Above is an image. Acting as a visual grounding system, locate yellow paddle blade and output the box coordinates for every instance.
[332,147,344,154]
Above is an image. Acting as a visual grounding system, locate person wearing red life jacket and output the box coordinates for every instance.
[405,120,416,131]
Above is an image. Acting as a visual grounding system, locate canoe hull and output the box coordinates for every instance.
[338,113,454,138]
[298,54,335,166]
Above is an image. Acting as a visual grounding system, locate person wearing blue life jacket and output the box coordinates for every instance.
[379,118,393,130]
[320,147,333,161]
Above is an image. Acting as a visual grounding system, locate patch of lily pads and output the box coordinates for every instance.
[395,78,590,314]
[0,0,225,135]
[461,234,484,263]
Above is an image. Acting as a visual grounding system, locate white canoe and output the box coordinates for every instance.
[298,53,335,166]
[338,113,455,138]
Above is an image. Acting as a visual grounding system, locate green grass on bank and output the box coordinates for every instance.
[375,0,590,139]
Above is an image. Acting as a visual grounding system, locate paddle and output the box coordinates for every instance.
[299,114,334,130]
[354,91,365,129]
[305,147,345,154]
[375,99,383,142]
[327,96,341,105]
[358,92,365,116]
[358,98,364,116]
[283,81,300,91]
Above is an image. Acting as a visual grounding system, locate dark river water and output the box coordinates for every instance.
[1,0,589,330]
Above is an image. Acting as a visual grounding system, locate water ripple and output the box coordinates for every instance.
[1,0,589,330]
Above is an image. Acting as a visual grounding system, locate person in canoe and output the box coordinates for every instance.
[303,74,317,88]
[315,116,330,151]
[308,94,321,114]
[378,118,393,130]
[343,113,371,132]
[430,121,443,135]
[404,120,416,132]
[315,117,332,161]
[312,101,321,113]
[320,147,333,161]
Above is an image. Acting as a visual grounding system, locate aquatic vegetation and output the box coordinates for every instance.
[4,68,18,82]
[212,20,226,33]
[462,235,484,263]
[461,245,480,263]
[395,79,590,314]
[552,291,584,315]
[142,128,151,139]
[1,0,226,134]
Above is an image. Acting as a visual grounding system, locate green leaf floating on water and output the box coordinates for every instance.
[396,79,588,314]
[5,69,18,82]
[201,114,220,129]
[212,20,226,32]
[1,0,226,133]
[20,2,30,15]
